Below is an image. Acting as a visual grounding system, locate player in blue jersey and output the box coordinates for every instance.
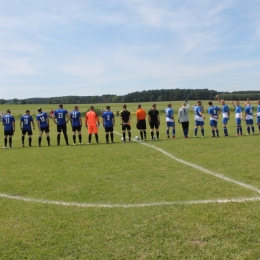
[192,101,205,138]
[216,95,230,136]
[165,103,176,138]
[53,104,70,146]
[231,101,243,136]
[36,107,51,147]
[20,110,35,147]
[2,109,15,148]
[70,106,82,145]
[102,106,115,143]
[244,100,254,135]
[208,101,220,137]
[255,99,260,134]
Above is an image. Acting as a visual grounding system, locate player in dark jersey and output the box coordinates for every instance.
[70,106,82,145]
[20,110,35,147]
[53,104,70,145]
[120,104,131,142]
[102,106,115,143]
[148,104,160,140]
[2,109,15,148]
[36,107,51,146]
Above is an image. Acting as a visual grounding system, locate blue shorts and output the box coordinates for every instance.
[195,120,204,126]
[257,116,260,124]
[166,122,175,127]
[246,119,254,125]
[222,118,229,125]
[210,120,218,127]
[236,118,242,125]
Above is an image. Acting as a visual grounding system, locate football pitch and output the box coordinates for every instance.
[1,101,260,259]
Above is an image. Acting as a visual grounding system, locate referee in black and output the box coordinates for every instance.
[120,104,131,142]
[148,103,160,140]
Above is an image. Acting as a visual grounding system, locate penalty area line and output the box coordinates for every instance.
[1,193,260,208]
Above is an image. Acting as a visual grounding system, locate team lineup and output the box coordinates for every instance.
[2,96,260,148]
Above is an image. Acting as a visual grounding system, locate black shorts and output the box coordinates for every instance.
[72,126,81,132]
[22,129,33,135]
[105,127,114,132]
[136,119,146,130]
[57,124,67,133]
[40,126,50,133]
[150,122,159,129]
[122,124,131,131]
[4,130,14,136]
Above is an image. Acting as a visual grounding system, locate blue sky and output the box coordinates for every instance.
[0,0,260,99]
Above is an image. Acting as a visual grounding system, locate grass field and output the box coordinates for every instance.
[1,101,260,259]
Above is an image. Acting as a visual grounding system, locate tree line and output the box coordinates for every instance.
[1,89,260,105]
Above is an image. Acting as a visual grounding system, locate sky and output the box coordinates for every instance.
[0,0,260,99]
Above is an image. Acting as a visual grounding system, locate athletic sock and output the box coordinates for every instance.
[64,132,69,144]
[237,126,240,135]
[201,129,204,136]
[4,137,7,147]
[194,128,198,136]
[151,131,154,139]
[105,133,109,142]
[128,132,131,141]
[57,134,60,145]
[247,126,250,134]
[140,131,143,140]
[172,129,175,136]
[9,137,12,147]
[110,133,114,142]
[216,130,219,137]
[156,131,159,139]
[258,125,260,131]
[123,132,126,141]
[22,136,25,145]
[95,133,99,143]
[79,134,82,143]
[252,126,255,133]
[212,130,215,137]
[224,127,228,135]
[144,130,147,139]
[240,126,243,135]
[38,137,42,146]
[73,135,76,143]
[88,134,92,143]
[29,137,32,146]
[47,136,50,146]
[166,129,169,136]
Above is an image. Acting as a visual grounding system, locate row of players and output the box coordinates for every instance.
[2,98,260,148]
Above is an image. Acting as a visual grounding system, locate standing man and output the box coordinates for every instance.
[244,101,254,135]
[70,105,82,145]
[148,104,160,140]
[85,106,100,144]
[20,110,35,147]
[36,107,51,147]
[165,103,175,138]
[208,101,220,137]
[136,104,147,141]
[102,106,115,143]
[178,100,190,138]
[2,109,15,148]
[216,95,230,136]
[192,101,205,138]
[231,101,243,136]
[53,104,70,146]
[120,104,131,142]
[255,99,260,134]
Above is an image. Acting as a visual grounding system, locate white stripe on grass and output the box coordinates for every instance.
[114,131,260,195]
[1,193,260,208]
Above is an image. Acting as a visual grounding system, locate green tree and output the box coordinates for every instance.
[13,98,19,104]
[0,99,6,104]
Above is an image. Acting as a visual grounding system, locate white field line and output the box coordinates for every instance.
[1,193,260,208]
[114,131,260,195]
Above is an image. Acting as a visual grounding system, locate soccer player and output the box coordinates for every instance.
[216,95,230,136]
[148,104,160,140]
[53,104,70,146]
[255,99,260,134]
[70,106,82,145]
[102,106,115,143]
[120,104,131,142]
[231,101,243,136]
[208,101,220,137]
[244,101,254,135]
[178,100,190,138]
[192,101,205,137]
[20,110,35,147]
[2,109,15,148]
[36,107,51,147]
[136,104,147,141]
[165,103,175,138]
[85,106,100,144]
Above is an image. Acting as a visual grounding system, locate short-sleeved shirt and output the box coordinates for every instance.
[86,111,99,125]
[136,109,146,120]
[54,108,68,125]
[70,110,81,127]
[165,107,174,122]
[245,105,254,120]
[208,106,220,121]
[120,110,131,123]
[2,114,15,131]
[235,106,243,119]
[148,109,159,123]
[257,105,260,116]
[193,105,203,121]
[36,112,49,128]
[222,104,229,118]
[20,114,33,130]
[102,111,114,127]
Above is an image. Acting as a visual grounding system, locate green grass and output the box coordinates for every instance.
[1,101,260,259]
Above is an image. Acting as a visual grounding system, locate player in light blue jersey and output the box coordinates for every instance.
[216,95,230,136]
[53,104,70,145]
[36,107,50,146]
[165,103,175,138]
[208,101,220,137]
[102,106,115,143]
[2,109,15,148]
[255,99,260,134]
[231,101,243,136]
[70,106,82,145]
[192,101,205,138]
[20,110,35,147]
[244,100,254,135]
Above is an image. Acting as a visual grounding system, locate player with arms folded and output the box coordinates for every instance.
[208,101,220,137]
[192,101,205,138]
[36,107,51,147]
[70,106,82,145]
[2,109,15,148]
[20,110,35,147]
[102,106,115,143]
